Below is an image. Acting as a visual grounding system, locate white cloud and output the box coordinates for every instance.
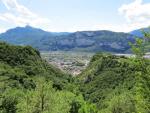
[0,27,6,33]
[118,0,150,32]
[2,0,35,17]
[53,0,150,33]
[0,0,51,28]
[0,0,149,33]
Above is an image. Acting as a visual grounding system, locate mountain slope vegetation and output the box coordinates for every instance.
[1,28,150,113]
[79,53,150,112]
[0,42,73,90]
[0,42,98,113]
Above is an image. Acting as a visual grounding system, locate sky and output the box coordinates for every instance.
[0,0,150,33]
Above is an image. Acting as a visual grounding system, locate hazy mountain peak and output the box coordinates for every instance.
[25,25,32,28]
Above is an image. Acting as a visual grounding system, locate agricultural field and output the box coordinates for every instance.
[41,51,94,75]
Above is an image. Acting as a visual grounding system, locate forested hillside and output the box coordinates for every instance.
[0,42,97,113]
[79,53,150,112]
[0,42,73,90]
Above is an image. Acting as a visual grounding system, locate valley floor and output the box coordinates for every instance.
[41,51,150,75]
[41,51,94,75]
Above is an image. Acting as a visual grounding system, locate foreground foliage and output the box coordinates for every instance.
[79,53,150,112]
[0,28,150,113]
[0,42,97,113]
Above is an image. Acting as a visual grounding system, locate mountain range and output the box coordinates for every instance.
[0,25,148,53]
[130,27,150,37]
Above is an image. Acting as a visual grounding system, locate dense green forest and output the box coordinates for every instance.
[0,29,150,113]
[0,42,97,113]
[79,53,150,112]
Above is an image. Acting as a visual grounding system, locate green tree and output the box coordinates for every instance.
[70,95,98,113]
[129,28,150,58]
[129,28,150,113]
[17,78,74,113]
[0,89,23,113]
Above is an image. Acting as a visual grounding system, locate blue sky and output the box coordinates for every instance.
[0,0,150,33]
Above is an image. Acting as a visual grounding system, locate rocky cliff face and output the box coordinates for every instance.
[0,26,135,53]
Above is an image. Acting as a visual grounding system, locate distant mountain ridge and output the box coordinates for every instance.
[0,25,137,53]
[130,27,150,37]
